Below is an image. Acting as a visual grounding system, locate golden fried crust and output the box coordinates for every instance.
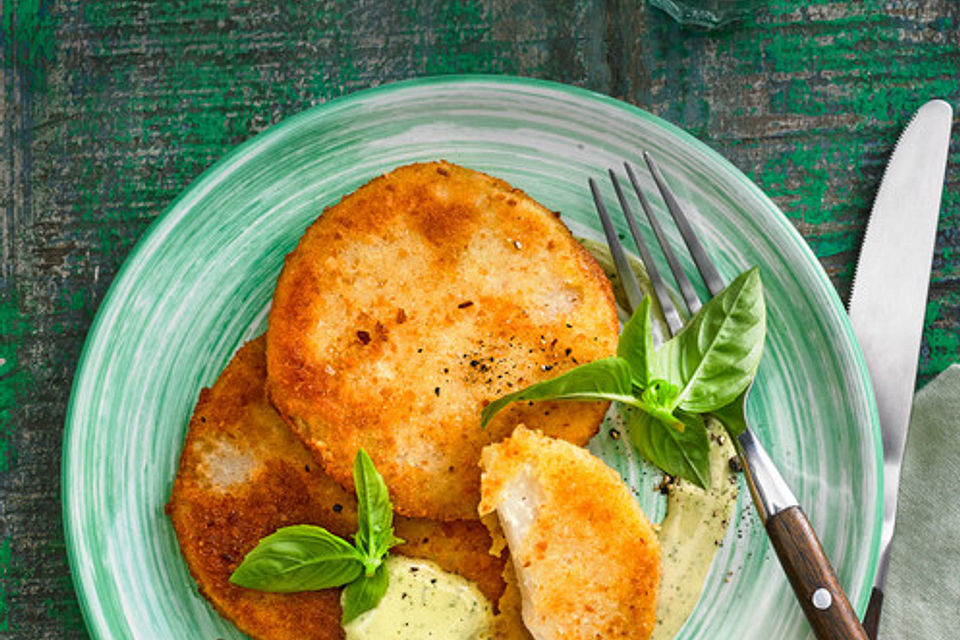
[167,338,507,640]
[495,560,536,640]
[479,427,662,640]
[266,161,619,520]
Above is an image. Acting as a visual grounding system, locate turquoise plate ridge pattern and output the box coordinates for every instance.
[63,76,881,639]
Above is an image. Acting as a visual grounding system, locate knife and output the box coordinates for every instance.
[848,99,953,639]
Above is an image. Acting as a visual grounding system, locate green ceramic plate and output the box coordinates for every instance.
[64,76,881,639]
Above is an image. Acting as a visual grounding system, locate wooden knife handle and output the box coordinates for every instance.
[766,506,869,640]
[862,587,883,639]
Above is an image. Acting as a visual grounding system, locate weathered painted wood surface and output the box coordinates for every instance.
[1,0,958,636]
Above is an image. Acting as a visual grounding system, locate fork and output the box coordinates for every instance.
[590,152,870,640]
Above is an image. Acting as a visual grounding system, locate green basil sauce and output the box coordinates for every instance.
[652,420,738,639]
[342,556,494,640]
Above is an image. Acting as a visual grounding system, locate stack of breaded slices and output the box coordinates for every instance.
[167,161,660,640]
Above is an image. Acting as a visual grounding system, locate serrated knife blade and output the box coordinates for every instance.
[849,99,953,639]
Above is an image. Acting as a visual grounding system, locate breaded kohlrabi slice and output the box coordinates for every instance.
[265,160,618,521]
[479,426,661,640]
[167,337,509,640]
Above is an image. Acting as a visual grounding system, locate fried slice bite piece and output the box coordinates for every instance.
[266,160,619,521]
[167,337,507,640]
[479,427,662,640]
[494,558,536,640]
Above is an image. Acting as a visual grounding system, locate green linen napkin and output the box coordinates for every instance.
[879,364,960,639]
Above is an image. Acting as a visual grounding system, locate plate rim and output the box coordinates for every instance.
[62,73,883,638]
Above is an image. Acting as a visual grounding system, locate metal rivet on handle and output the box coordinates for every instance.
[812,587,833,610]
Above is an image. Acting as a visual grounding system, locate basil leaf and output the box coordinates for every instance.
[341,561,390,624]
[480,357,638,428]
[229,525,364,592]
[651,333,683,387]
[673,267,765,413]
[353,449,402,575]
[625,406,711,489]
[617,296,654,387]
[710,389,748,436]
[636,379,683,429]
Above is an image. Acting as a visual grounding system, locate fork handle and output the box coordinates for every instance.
[766,506,870,640]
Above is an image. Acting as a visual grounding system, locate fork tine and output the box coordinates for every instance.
[608,170,684,336]
[624,161,702,316]
[589,178,645,314]
[643,151,725,296]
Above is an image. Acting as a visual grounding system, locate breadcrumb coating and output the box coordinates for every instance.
[265,160,619,520]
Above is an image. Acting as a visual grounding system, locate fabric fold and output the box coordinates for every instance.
[880,364,960,639]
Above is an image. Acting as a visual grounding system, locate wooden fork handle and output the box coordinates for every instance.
[766,505,870,640]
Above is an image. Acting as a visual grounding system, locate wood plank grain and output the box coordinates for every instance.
[1,0,958,637]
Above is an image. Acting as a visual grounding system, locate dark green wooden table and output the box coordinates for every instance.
[1,1,958,637]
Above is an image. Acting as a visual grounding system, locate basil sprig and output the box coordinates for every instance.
[352,451,403,576]
[229,449,402,623]
[481,267,766,488]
